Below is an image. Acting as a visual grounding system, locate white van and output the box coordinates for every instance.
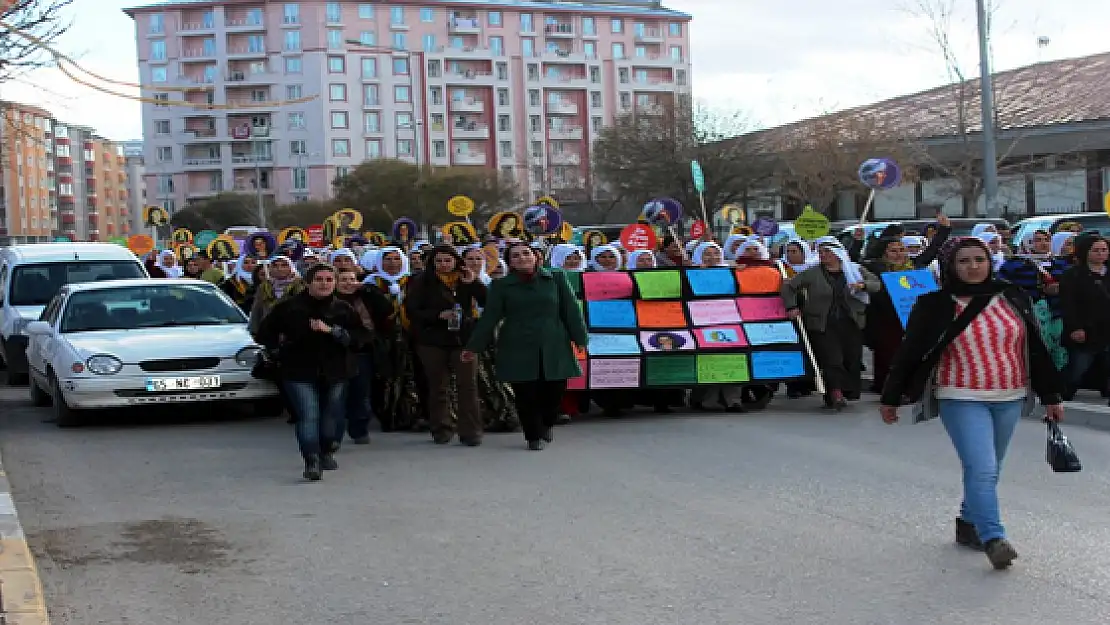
[0,243,148,385]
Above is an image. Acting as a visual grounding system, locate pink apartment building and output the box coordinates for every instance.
[125,0,692,213]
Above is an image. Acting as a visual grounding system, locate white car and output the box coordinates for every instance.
[24,278,281,427]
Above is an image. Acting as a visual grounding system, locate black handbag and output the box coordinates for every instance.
[251,349,281,382]
[1046,420,1082,473]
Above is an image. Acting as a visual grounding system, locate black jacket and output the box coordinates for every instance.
[1058,264,1110,349]
[861,225,952,340]
[256,291,371,382]
[404,275,487,348]
[880,286,1065,407]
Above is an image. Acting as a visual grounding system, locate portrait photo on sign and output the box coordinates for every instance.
[489,212,522,238]
[208,238,240,262]
[145,206,169,227]
[639,330,696,352]
[247,232,277,259]
[393,217,417,243]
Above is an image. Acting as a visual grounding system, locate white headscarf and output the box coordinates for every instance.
[589,244,622,271]
[549,244,585,272]
[685,240,700,256]
[330,248,357,265]
[780,238,817,273]
[233,255,254,284]
[818,242,869,304]
[1051,232,1076,257]
[157,250,183,278]
[736,239,770,261]
[626,249,657,270]
[813,235,842,248]
[462,245,492,286]
[369,246,410,296]
[692,241,727,267]
[723,234,748,260]
[360,249,382,273]
[978,232,1006,271]
[901,235,926,258]
[971,223,997,238]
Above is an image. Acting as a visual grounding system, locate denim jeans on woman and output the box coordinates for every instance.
[283,380,348,458]
[937,398,1024,543]
[345,353,376,440]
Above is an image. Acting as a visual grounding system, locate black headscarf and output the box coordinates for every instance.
[937,237,1008,297]
[1073,233,1107,267]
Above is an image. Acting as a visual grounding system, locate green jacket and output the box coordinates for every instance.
[466,268,588,383]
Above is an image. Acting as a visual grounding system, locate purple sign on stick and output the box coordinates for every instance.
[751,217,779,237]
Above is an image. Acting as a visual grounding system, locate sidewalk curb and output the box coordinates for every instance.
[1056,401,1110,433]
[0,450,51,624]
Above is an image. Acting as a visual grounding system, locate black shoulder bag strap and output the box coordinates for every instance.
[922,294,993,363]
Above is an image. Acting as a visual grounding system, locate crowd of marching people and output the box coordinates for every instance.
[132,212,1110,567]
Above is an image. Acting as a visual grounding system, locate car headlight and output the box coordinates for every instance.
[235,346,263,367]
[85,355,123,375]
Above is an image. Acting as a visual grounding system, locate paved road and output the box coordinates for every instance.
[1,385,1110,625]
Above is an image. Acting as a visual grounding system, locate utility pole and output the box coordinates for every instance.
[253,130,265,226]
[976,0,1000,217]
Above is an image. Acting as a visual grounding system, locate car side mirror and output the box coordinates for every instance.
[25,321,53,336]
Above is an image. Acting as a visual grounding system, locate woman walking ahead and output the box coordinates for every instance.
[462,242,588,450]
[879,237,1065,570]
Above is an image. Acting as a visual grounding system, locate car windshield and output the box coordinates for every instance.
[60,284,247,333]
[10,261,146,306]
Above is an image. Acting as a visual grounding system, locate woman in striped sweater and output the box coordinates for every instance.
[879,237,1065,570]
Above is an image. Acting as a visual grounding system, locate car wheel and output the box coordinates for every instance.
[28,374,50,407]
[51,375,81,428]
[253,397,286,418]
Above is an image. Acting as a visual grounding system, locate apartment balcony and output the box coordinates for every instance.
[631,77,676,91]
[549,152,581,166]
[225,16,265,32]
[224,99,272,113]
[448,17,481,34]
[230,154,273,166]
[441,45,492,59]
[543,74,590,88]
[546,100,579,115]
[544,23,575,38]
[227,45,268,60]
[182,47,219,60]
[232,182,275,193]
[634,27,664,43]
[183,157,223,170]
[632,53,679,67]
[548,126,584,140]
[542,49,586,63]
[172,73,217,88]
[178,19,216,34]
[226,70,277,85]
[445,70,496,86]
[179,128,221,142]
[452,123,490,139]
[60,212,75,224]
[452,151,486,166]
[186,187,222,199]
[449,98,485,113]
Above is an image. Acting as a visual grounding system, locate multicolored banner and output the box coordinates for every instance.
[561,267,811,389]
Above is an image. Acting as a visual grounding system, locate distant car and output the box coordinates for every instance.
[1010,213,1110,249]
[23,279,280,427]
[834,217,1011,249]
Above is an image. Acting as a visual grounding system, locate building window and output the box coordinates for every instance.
[591,116,602,132]
[156,146,172,162]
[393,57,409,74]
[358,31,375,46]
[392,32,406,49]
[154,120,170,134]
[590,91,602,107]
[284,56,302,73]
[433,140,446,158]
[669,22,682,36]
[288,112,305,128]
[428,59,441,77]
[365,140,381,158]
[394,85,411,102]
[331,111,349,128]
[677,69,687,85]
[422,34,436,52]
[429,87,443,105]
[292,167,307,190]
[396,112,413,128]
[397,139,413,156]
[612,43,625,59]
[528,89,540,106]
[670,46,683,61]
[499,141,512,158]
[361,57,377,78]
[332,139,350,156]
[327,29,343,50]
[390,6,404,25]
[582,17,596,36]
[420,8,433,22]
[584,42,596,59]
[619,68,629,84]
[151,67,167,82]
[497,115,510,132]
[150,40,166,60]
[529,115,541,132]
[358,3,373,19]
[286,84,303,99]
[522,38,534,57]
[490,36,503,56]
[430,113,445,130]
[611,18,623,33]
[635,45,646,58]
[590,67,600,83]
[329,84,347,101]
[364,84,379,104]
[620,92,631,108]
[496,62,508,79]
[364,112,380,132]
[328,56,345,73]
[284,30,300,51]
[149,13,164,34]
[497,88,509,106]
[520,13,533,32]
[283,3,299,24]
[488,11,501,26]
[326,2,341,22]
[290,140,306,155]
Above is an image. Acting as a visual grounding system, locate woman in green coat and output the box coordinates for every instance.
[462,242,588,450]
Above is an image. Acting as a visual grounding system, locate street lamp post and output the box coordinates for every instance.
[976,0,1000,218]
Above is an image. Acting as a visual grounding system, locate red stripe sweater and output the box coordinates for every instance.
[935,295,1028,401]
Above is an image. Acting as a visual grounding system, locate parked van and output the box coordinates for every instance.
[0,243,147,384]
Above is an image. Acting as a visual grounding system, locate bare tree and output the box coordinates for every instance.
[903,0,1100,215]
[0,0,72,84]
[591,98,773,223]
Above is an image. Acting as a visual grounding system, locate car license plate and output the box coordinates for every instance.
[145,376,221,392]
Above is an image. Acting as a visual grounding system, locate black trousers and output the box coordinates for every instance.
[809,315,864,394]
[511,379,567,442]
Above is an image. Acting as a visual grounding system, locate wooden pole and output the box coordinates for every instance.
[775,260,826,395]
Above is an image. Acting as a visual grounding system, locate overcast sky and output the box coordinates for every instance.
[3,0,1108,140]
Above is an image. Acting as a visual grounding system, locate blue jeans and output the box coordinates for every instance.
[283,380,348,458]
[938,399,1023,543]
[345,353,375,440]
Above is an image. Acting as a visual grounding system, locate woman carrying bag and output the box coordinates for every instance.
[879,237,1065,570]
[462,242,588,451]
